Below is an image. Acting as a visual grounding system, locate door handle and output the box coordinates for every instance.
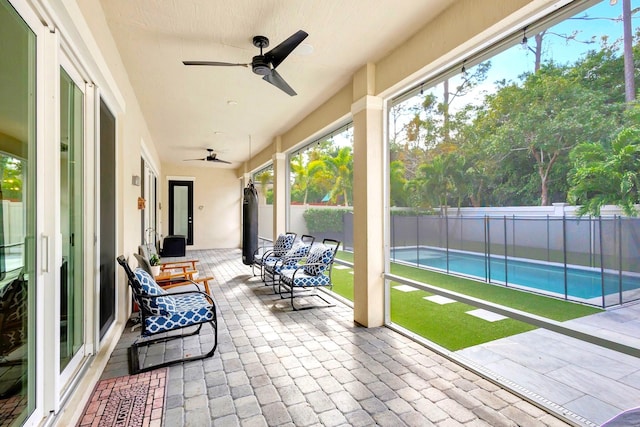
[41,234,49,273]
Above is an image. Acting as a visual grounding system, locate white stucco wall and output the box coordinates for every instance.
[162,164,242,249]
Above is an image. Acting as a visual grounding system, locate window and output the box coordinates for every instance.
[253,164,274,241]
[287,124,355,299]
[387,0,640,334]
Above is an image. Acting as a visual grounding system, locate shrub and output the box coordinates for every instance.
[303,208,351,233]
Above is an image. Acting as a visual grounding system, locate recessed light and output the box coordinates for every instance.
[227,100,238,106]
[214,131,224,135]
[296,43,314,56]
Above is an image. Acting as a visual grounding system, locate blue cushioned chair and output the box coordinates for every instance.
[117,255,218,374]
[263,235,315,289]
[252,232,297,279]
[278,239,340,310]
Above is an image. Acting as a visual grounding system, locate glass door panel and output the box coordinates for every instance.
[0,0,37,423]
[59,69,84,372]
[173,186,188,235]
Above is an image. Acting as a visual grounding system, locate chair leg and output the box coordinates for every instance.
[129,319,217,374]
[290,287,335,311]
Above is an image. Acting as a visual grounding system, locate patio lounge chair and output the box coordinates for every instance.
[252,232,297,279]
[278,238,340,310]
[133,253,213,295]
[138,244,199,275]
[116,255,218,374]
[263,235,315,289]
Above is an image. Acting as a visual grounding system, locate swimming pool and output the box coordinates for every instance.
[391,247,640,301]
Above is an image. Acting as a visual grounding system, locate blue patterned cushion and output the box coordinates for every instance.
[143,294,214,335]
[265,242,312,275]
[281,269,331,287]
[273,234,296,257]
[303,244,335,276]
[283,242,311,266]
[134,268,176,315]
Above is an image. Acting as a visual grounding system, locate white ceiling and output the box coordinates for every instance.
[98,0,455,169]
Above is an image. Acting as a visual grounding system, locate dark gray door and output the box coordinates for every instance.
[169,180,193,245]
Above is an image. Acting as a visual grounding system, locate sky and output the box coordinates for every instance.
[398,0,638,120]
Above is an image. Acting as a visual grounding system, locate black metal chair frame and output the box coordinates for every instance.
[278,238,340,310]
[116,255,218,374]
[262,234,316,289]
[251,231,297,280]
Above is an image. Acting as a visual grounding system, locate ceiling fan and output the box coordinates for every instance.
[183,148,231,164]
[183,30,309,96]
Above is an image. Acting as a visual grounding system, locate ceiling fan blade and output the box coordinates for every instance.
[212,158,232,164]
[183,61,249,67]
[263,69,297,96]
[183,158,206,161]
[265,30,308,69]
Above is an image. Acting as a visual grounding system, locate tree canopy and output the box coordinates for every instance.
[390,5,638,211]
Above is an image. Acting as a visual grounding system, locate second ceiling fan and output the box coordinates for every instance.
[183,30,309,96]
[183,148,231,164]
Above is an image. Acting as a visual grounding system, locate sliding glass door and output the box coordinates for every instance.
[0,0,37,424]
[59,68,84,373]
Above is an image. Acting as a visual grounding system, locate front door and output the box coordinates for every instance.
[168,180,193,245]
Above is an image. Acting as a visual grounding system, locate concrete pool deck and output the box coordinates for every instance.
[456,302,640,426]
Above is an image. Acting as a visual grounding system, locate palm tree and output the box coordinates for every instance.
[569,125,640,216]
[290,153,324,204]
[389,160,408,207]
[322,147,353,206]
[405,154,450,209]
[254,169,273,204]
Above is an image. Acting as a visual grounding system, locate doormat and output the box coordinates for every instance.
[77,369,167,427]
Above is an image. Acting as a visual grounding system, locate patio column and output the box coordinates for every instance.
[352,63,384,327]
[272,150,287,237]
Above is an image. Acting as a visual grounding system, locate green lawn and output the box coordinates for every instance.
[331,252,602,351]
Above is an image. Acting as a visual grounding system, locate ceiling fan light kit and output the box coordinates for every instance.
[183,30,309,96]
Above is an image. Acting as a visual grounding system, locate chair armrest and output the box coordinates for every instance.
[138,289,216,307]
[253,246,275,256]
[164,276,213,295]
[275,255,306,267]
[156,269,197,280]
[161,259,198,270]
[289,262,328,278]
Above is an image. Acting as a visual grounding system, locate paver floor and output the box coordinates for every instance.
[144,248,571,426]
[101,248,640,426]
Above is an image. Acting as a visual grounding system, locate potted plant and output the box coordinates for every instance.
[149,254,161,277]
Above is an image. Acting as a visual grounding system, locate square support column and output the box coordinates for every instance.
[352,95,385,327]
[272,152,287,237]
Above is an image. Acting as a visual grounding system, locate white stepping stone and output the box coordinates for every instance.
[424,295,455,305]
[466,309,507,322]
[393,284,419,292]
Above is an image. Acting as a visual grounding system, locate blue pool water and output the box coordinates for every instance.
[392,247,640,300]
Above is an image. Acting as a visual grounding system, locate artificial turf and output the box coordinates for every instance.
[331,252,603,351]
